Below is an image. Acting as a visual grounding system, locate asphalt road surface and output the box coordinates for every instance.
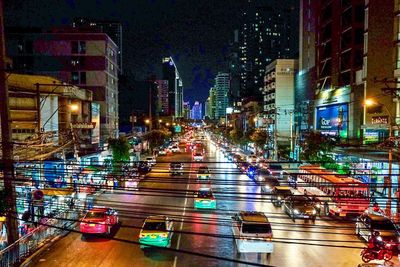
[27,140,400,267]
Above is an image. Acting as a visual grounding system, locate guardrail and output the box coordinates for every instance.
[0,210,80,267]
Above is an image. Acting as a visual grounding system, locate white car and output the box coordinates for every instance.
[232,211,273,253]
[193,152,204,161]
[145,156,156,166]
[158,149,167,156]
[171,146,180,153]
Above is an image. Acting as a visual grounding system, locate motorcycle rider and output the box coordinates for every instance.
[368,231,385,254]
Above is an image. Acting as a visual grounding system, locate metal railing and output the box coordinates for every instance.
[0,210,80,267]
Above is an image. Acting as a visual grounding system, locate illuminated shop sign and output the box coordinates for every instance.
[316,103,348,137]
[371,116,389,125]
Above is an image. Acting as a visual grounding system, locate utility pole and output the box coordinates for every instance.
[0,0,19,244]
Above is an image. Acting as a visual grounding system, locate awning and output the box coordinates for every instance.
[41,188,75,196]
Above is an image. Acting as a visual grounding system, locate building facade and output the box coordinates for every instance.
[214,73,230,119]
[263,59,298,159]
[162,57,183,118]
[239,0,299,99]
[155,80,169,116]
[72,18,123,74]
[183,101,190,120]
[190,101,202,120]
[6,28,119,142]
[8,73,96,159]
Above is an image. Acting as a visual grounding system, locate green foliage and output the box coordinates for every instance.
[229,129,243,144]
[108,136,131,173]
[143,130,171,150]
[300,131,334,162]
[250,130,268,149]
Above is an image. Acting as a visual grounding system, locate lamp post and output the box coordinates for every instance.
[365,99,394,216]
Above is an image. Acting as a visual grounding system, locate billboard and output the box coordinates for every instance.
[91,103,100,144]
[316,103,348,137]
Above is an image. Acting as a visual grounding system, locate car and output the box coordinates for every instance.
[271,186,293,206]
[194,188,216,209]
[246,155,258,164]
[145,156,156,166]
[171,145,180,153]
[169,163,184,175]
[226,152,235,161]
[260,177,280,194]
[266,164,284,178]
[253,168,271,183]
[80,207,119,236]
[355,212,400,251]
[232,154,243,163]
[231,211,273,253]
[196,166,211,179]
[138,162,151,174]
[158,149,167,156]
[239,162,251,173]
[193,152,204,161]
[139,215,174,248]
[246,165,259,179]
[283,195,318,222]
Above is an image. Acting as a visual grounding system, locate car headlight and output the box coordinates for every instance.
[377,236,383,242]
[316,204,321,209]
[264,185,270,190]
[293,209,300,214]
[277,196,282,200]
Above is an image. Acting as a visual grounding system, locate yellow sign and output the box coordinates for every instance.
[42,187,74,196]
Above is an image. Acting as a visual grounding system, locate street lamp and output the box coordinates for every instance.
[166,122,170,126]
[42,103,79,130]
[145,119,150,124]
[365,98,394,216]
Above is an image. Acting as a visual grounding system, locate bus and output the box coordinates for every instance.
[288,165,370,217]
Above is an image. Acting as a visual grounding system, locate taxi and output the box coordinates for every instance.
[194,188,216,209]
[80,207,119,236]
[196,166,211,180]
[139,215,174,248]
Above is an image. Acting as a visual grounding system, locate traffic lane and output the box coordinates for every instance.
[29,153,192,267]
[172,144,242,266]
[174,142,369,267]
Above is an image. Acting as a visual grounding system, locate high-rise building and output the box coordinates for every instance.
[239,0,299,99]
[190,101,202,120]
[155,80,169,116]
[72,18,123,74]
[228,30,241,105]
[162,57,183,118]
[307,0,395,143]
[263,59,298,159]
[6,28,119,142]
[214,73,230,119]
[183,101,190,119]
[295,0,317,135]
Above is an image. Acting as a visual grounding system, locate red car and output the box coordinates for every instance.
[80,207,119,236]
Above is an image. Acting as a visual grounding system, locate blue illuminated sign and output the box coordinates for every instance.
[316,103,348,137]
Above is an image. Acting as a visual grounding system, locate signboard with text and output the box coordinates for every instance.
[316,103,348,137]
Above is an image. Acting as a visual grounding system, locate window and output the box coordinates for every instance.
[71,41,86,54]
[71,72,79,84]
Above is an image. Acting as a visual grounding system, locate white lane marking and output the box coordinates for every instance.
[173,159,193,267]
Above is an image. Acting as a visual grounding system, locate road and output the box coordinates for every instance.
[27,139,399,267]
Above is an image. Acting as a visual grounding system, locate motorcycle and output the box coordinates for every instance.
[360,241,393,263]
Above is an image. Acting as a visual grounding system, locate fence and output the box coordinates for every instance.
[0,210,80,267]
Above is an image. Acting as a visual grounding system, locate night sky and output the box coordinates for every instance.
[4,0,244,104]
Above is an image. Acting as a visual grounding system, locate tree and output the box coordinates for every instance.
[142,129,171,151]
[229,129,243,144]
[250,130,268,151]
[300,131,334,163]
[108,136,130,174]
